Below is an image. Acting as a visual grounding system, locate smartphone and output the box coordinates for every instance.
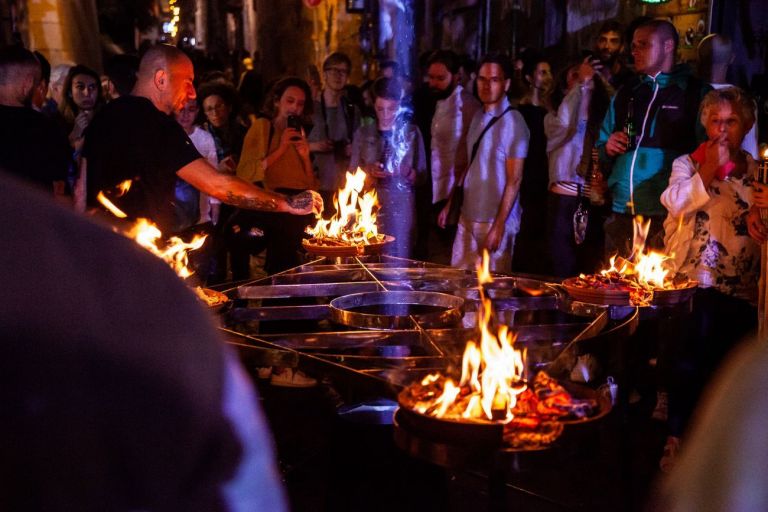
[286,115,302,141]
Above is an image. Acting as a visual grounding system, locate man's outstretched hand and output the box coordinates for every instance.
[287,190,323,216]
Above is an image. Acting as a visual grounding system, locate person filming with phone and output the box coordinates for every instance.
[237,77,319,274]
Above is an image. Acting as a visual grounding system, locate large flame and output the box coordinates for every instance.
[125,219,206,279]
[97,181,207,279]
[590,216,673,306]
[415,250,527,423]
[305,168,380,244]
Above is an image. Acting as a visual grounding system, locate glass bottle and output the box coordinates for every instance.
[623,98,637,151]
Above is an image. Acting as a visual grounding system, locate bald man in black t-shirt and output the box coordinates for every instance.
[79,45,321,233]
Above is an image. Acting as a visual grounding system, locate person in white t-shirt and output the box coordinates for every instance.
[174,98,220,229]
[439,54,529,273]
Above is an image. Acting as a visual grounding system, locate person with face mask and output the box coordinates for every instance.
[0,46,70,200]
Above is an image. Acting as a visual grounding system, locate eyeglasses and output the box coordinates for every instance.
[324,67,350,77]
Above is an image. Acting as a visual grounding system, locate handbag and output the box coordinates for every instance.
[443,106,514,227]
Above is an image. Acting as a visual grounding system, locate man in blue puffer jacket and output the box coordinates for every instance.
[597,19,710,258]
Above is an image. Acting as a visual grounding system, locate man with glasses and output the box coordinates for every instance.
[308,52,361,214]
[439,54,529,273]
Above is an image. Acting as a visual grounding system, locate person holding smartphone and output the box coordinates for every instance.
[237,77,319,275]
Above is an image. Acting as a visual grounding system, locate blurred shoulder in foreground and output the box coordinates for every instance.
[0,171,286,512]
[652,336,768,512]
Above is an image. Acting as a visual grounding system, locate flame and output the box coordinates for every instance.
[599,216,672,291]
[96,181,207,279]
[96,180,133,218]
[125,219,207,279]
[630,215,650,260]
[97,191,128,218]
[115,179,132,196]
[421,250,527,423]
[476,250,493,287]
[305,168,381,244]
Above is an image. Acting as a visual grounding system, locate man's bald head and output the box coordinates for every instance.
[134,45,195,114]
[137,44,190,81]
[0,46,40,86]
[0,46,41,107]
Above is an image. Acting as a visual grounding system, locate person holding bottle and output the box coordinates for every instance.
[596,19,711,259]
[544,57,611,277]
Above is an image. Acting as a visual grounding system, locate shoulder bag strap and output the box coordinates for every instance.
[457,106,514,186]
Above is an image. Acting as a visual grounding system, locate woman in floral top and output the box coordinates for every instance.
[659,87,762,472]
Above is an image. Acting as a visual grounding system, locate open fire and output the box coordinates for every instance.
[96,181,224,307]
[567,216,693,306]
[399,252,597,449]
[304,168,388,251]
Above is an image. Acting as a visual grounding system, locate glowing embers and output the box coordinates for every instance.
[304,168,391,255]
[96,180,207,281]
[398,252,597,449]
[565,216,694,306]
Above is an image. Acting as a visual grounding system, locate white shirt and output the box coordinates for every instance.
[189,126,219,168]
[544,84,590,188]
[661,152,759,301]
[462,97,529,229]
[430,85,481,203]
[188,125,220,212]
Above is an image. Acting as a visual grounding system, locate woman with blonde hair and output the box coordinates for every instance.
[659,86,764,472]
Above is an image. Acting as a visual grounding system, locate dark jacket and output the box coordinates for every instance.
[597,64,710,215]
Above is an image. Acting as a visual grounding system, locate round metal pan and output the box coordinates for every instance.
[561,277,697,307]
[329,290,464,330]
[302,235,395,258]
[395,380,611,451]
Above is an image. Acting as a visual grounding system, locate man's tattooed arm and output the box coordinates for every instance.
[225,191,279,211]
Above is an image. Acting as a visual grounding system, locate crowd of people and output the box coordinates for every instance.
[0,14,765,487]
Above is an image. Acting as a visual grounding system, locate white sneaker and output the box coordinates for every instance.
[270,368,317,388]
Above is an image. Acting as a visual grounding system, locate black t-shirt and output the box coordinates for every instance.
[83,96,202,232]
[0,105,70,192]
